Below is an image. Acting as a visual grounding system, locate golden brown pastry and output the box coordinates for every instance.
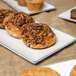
[70,65,76,76]
[26,0,44,12]
[0,9,16,29]
[21,23,56,49]
[18,0,27,6]
[3,12,34,38]
[19,67,60,76]
[71,9,76,20]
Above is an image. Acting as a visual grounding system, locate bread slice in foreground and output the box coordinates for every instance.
[19,67,60,76]
[70,65,76,76]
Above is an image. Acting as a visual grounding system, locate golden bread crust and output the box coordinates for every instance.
[5,23,22,38]
[27,3,43,12]
[26,0,44,11]
[21,23,56,49]
[19,67,60,76]
[18,0,27,6]
[26,0,44,4]
[70,65,76,76]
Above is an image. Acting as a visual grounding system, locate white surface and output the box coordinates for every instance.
[58,7,76,22]
[0,22,76,64]
[44,59,76,76]
[2,0,56,15]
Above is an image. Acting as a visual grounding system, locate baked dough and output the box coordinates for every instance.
[0,9,16,29]
[18,0,27,6]
[21,23,56,48]
[19,67,60,76]
[3,12,34,38]
[70,65,76,76]
[26,0,44,12]
[71,9,76,20]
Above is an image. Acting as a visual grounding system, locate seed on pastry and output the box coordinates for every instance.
[0,9,16,29]
[21,23,56,49]
[19,67,60,76]
[4,12,34,38]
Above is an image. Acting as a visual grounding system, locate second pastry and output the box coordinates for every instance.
[3,12,34,38]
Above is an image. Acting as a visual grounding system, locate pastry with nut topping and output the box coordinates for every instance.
[0,9,16,29]
[19,67,60,76]
[21,23,56,49]
[3,12,34,38]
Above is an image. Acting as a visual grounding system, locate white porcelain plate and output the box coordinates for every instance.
[0,21,76,64]
[58,7,76,22]
[2,0,56,15]
[44,59,76,76]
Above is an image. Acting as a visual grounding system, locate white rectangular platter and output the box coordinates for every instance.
[2,0,56,15]
[44,59,76,76]
[0,22,76,64]
[58,7,76,22]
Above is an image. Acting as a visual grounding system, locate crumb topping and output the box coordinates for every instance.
[22,23,55,46]
[0,9,15,23]
[5,12,34,28]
